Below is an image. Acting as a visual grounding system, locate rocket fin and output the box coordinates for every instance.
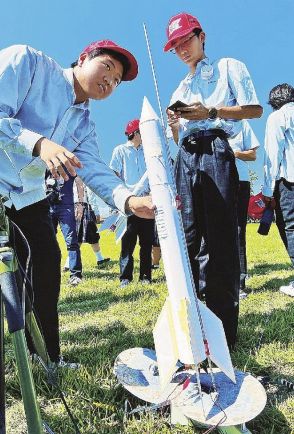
[198,301,236,383]
[99,213,120,232]
[115,216,127,243]
[153,297,179,390]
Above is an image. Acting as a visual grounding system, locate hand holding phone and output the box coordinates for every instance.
[167,100,188,112]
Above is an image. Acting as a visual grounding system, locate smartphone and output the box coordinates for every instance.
[167,100,189,112]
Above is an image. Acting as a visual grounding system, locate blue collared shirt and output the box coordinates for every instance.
[110,141,147,191]
[229,120,260,181]
[0,44,132,212]
[262,102,294,196]
[167,57,260,144]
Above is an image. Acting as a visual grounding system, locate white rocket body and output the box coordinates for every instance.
[140,97,235,389]
[99,171,148,242]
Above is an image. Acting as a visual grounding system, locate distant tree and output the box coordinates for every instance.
[249,170,258,196]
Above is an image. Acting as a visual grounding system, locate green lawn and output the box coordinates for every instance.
[5,224,294,433]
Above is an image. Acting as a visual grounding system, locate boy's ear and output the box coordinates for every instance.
[199,31,206,43]
[77,52,88,67]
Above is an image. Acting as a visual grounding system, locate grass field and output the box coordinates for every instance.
[5,223,294,434]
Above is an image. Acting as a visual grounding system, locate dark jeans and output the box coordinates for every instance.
[174,132,240,348]
[274,178,294,266]
[198,181,250,293]
[6,199,61,361]
[51,203,82,278]
[237,181,251,290]
[120,215,154,281]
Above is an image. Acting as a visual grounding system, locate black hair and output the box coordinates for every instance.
[268,83,294,110]
[193,28,205,51]
[127,129,140,141]
[71,48,130,79]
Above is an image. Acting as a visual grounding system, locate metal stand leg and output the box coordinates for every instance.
[26,311,50,365]
[0,259,43,434]
[12,330,43,433]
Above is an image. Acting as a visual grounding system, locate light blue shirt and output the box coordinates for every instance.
[167,57,260,144]
[0,44,132,212]
[110,141,147,191]
[262,102,294,197]
[229,120,260,181]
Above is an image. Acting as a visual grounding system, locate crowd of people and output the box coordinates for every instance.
[0,11,293,368]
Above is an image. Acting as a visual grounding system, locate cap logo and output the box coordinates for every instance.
[168,18,182,36]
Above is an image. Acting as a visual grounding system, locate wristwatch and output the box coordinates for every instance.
[208,107,218,119]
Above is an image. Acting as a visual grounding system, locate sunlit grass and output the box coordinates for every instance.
[5,224,294,433]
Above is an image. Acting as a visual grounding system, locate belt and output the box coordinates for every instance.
[182,129,228,154]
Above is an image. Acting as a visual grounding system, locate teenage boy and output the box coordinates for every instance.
[110,119,153,286]
[164,12,262,348]
[263,83,294,297]
[0,40,153,366]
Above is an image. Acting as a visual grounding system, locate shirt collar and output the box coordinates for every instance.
[186,56,209,80]
[125,141,142,149]
[63,68,90,110]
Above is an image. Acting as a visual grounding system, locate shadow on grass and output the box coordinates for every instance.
[249,262,293,274]
[59,288,158,315]
[248,276,294,292]
[238,302,294,349]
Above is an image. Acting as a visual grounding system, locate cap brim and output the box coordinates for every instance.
[164,27,197,52]
[106,45,138,81]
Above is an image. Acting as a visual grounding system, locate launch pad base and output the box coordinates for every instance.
[114,348,266,432]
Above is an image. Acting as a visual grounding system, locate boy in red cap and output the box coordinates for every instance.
[0,40,153,367]
[164,12,262,348]
[110,119,154,287]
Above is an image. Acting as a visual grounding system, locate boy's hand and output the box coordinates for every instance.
[125,195,155,219]
[177,102,209,120]
[33,137,83,181]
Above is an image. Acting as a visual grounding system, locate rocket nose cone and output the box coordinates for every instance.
[140,97,160,125]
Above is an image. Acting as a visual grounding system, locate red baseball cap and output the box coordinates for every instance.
[81,40,138,81]
[125,119,140,135]
[164,12,202,52]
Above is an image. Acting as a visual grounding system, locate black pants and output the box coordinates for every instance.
[120,215,154,281]
[237,181,251,290]
[175,133,240,348]
[6,199,61,361]
[274,178,294,266]
[198,181,251,294]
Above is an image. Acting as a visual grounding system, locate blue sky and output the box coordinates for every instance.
[1,0,293,206]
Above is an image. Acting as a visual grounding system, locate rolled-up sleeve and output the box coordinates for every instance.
[74,129,132,214]
[0,45,43,155]
[228,59,260,106]
[262,111,285,197]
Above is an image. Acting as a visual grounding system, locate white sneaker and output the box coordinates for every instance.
[239,290,248,300]
[279,281,294,297]
[68,276,82,286]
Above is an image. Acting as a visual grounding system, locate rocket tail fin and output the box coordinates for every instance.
[99,213,120,232]
[153,297,180,390]
[198,301,236,383]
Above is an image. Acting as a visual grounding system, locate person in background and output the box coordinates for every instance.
[263,83,294,297]
[164,12,262,348]
[230,121,260,297]
[47,173,83,287]
[63,176,110,270]
[110,119,154,287]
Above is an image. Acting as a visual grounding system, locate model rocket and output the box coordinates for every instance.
[99,171,149,242]
[140,97,236,390]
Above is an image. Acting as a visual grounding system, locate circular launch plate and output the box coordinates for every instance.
[114,347,267,426]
